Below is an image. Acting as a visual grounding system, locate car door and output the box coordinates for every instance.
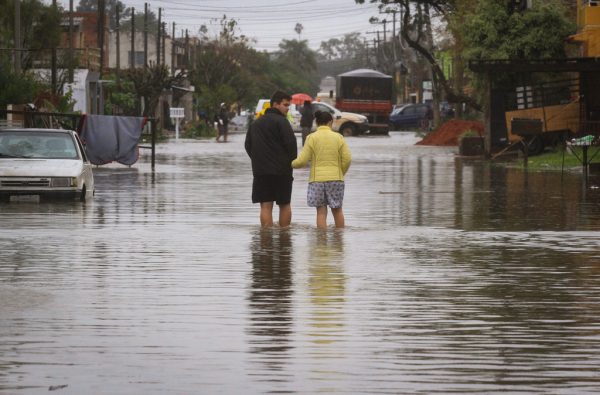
[401,105,418,128]
[73,132,94,198]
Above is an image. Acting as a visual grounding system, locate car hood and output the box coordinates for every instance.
[0,159,84,177]
[340,112,368,122]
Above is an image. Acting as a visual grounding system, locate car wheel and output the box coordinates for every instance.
[340,123,357,137]
[526,136,544,155]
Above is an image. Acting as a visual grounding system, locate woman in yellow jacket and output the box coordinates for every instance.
[292,111,352,228]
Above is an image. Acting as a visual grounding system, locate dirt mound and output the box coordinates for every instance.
[416,119,484,146]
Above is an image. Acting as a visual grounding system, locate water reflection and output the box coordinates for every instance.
[247,228,294,370]
[306,230,346,347]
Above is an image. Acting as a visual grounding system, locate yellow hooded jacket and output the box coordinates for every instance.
[292,125,351,182]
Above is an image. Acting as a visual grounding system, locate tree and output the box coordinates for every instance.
[0,0,63,102]
[356,0,575,113]
[319,32,367,61]
[273,39,320,94]
[126,63,185,117]
[294,23,303,40]
[0,60,41,109]
[190,17,273,119]
[462,0,575,61]
[76,0,128,30]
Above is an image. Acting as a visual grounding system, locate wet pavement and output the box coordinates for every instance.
[1,131,600,394]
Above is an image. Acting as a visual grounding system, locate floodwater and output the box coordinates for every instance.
[1,131,600,394]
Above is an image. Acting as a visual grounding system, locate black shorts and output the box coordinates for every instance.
[252,175,293,205]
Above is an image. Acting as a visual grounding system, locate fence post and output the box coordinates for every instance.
[151,119,156,170]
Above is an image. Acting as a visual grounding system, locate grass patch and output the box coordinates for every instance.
[512,147,600,171]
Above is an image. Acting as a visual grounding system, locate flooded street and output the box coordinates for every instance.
[1,131,600,394]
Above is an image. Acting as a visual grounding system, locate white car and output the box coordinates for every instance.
[254,98,302,132]
[311,101,370,136]
[0,128,94,202]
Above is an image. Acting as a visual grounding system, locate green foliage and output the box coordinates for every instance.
[459,129,480,139]
[182,119,216,139]
[274,39,320,95]
[462,0,575,61]
[43,89,78,114]
[102,73,137,115]
[126,63,185,117]
[512,147,600,171]
[191,17,276,115]
[319,32,367,61]
[0,0,61,52]
[76,0,131,30]
[0,61,41,109]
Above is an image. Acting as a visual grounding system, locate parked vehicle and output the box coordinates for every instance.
[311,101,369,136]
[0,128,94,202]
[254,99,270,119]
[254,98,301,131]
[335,69,393,135]
[389,103,433,130]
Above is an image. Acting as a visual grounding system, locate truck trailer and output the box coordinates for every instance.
[335,69,393,135]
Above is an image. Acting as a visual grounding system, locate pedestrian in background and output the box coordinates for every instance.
[299,100,314,146]
[245,90,298,227]
[292,110,351,229]
[215,102,229,142]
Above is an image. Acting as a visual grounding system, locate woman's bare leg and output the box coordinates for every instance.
[331,207,345,228]
[316,206,328,229]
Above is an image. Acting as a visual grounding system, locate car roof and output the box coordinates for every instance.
[0,128,74,133]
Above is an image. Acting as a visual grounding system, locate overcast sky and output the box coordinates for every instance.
[53,0,385,52]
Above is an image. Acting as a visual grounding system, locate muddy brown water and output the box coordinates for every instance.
[1,132,600,394]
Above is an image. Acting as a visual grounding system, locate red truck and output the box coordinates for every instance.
[335,69,393,135]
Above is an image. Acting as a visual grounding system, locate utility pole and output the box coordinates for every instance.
[162,22,166,67]
[98,0,105,77]
[185,29,189,69]
[171,22,176,75]
[68,0,74,83]
[51,0,57,94]
[14,0,21,73]
[115,4,120,83]
[156,8,161,65]
[130,7,135,69]
[144,3,148,68]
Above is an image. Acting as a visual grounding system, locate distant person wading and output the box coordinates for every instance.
[215,103,229,142]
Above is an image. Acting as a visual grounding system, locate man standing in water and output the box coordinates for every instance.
[245,91,297,227]
[215,102,229,142]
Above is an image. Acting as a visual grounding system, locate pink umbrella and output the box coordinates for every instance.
[291,93,313,105]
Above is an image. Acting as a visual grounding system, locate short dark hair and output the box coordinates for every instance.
[270,90,292,106]
[314,110,333,125]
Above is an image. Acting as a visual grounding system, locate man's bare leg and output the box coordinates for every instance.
[316,206,328,229]
[331,207,345,228]
[278,203,292,227]
[260,202,274,227]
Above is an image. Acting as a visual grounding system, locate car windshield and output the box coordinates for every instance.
[0,131,78,159]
